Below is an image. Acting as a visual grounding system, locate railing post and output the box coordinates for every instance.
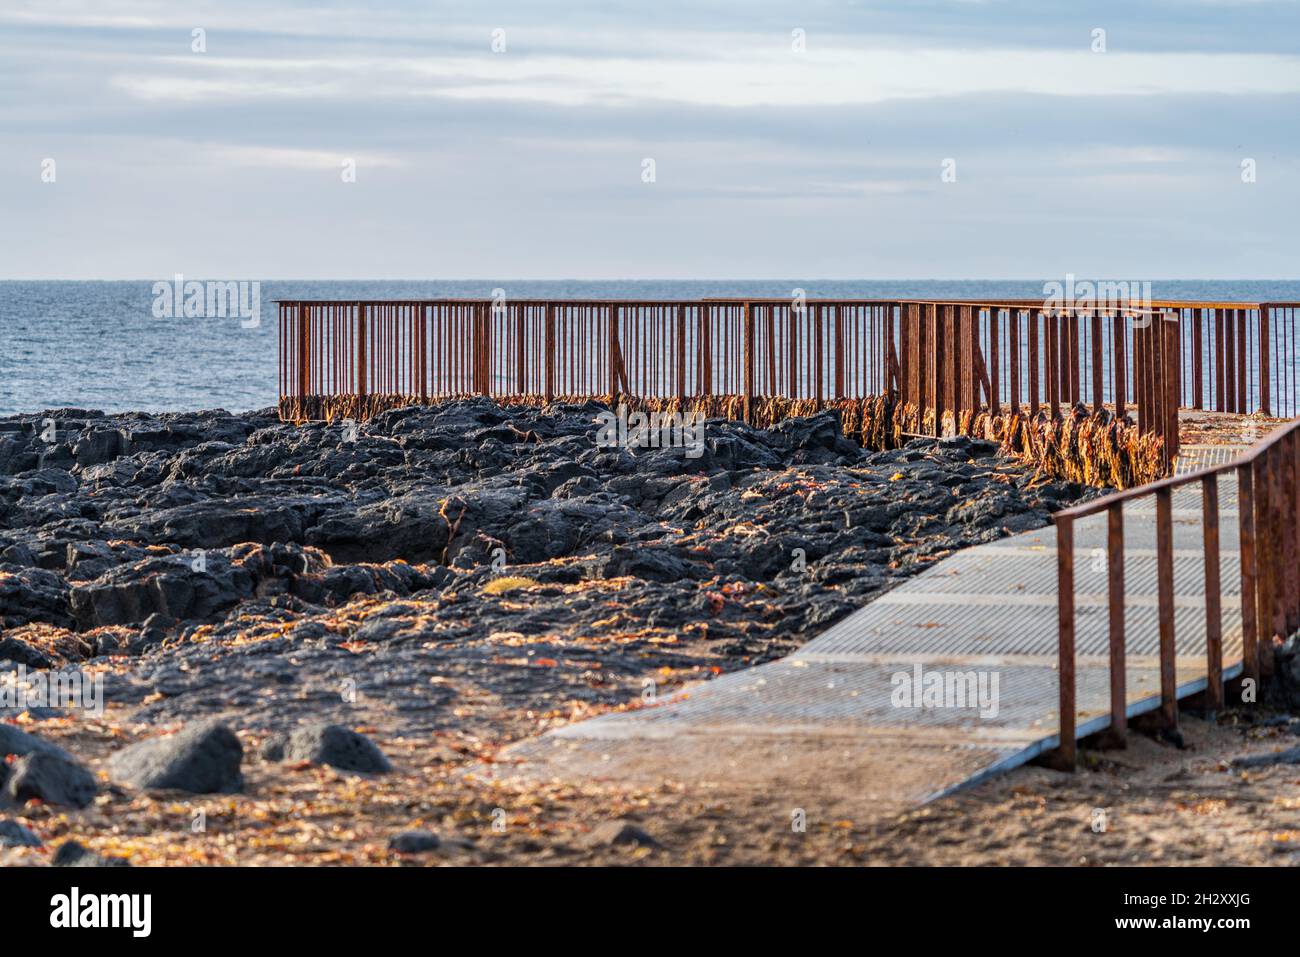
[1134,315,1146,433]
[899,304,913,404]
[1253,456,1276,676]
[1069,312,1080,404]
[1260,305,1272,416]
[676,304,686,404]
[1155,486,1178,729]
[884,303,896,395]
[742,301,754,423]
[296,303,311,405]
[1152,315,1164,457]
[1237,306,1248,413]
[1091,312,1104,412]
[1266,446,1285,676]
[701,303,713,398]
[1192,307,1204,409]
[1215,309,1226,413]
[356,302,367,399]
[932,305,946,436]
[786,303,798,399]
[1224,306,1233,411]
[1290,431,1300,638]
[988,306,1000,416]
[813,302,824,408]
[1103,501,1127,747]
[545,303,555,403]
[514,304,525,396]
[1202,475,1224,712]
[1028,310,1040,416]
[1051,514,1077,771]
[1009,308,1021,414]
[417,304,428,402]
[1237,462,1260,690]
[278,302,286,414]
[833,304,844,400]
[916,304,928,411]
[479,301,491,396]
[1047,311,1060,419]
[1166,314,1180,464]
[1114,312,1126,419]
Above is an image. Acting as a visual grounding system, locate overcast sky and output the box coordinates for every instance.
[1,0,1297,279]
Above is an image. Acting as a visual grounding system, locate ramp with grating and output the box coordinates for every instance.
[501,445,1249,814]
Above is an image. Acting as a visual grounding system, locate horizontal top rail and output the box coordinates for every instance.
[273,297,1295,309]
[272,298,704,306]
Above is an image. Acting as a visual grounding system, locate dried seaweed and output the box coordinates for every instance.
[280,391,1163,489]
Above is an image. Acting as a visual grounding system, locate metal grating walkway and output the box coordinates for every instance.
[501,443,1250,815]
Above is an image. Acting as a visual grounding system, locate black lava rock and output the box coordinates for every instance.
[3,752,97,809]
[0,636,55,668]
[0,400,1090,745]
[0,818,42,847]
[107,720,244,793]
[388,829,441,853]
[280,724,391,774]
[0,724,75,763]
[52,840,131,867]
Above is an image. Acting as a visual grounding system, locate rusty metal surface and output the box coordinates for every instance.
[499,443,1251,804]
[277,300,1300,468]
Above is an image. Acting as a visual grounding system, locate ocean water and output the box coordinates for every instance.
[2,280,1298,416]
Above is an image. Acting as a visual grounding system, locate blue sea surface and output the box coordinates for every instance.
[2,280,1298,416]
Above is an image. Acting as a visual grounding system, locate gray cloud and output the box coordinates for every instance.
[0,0,1294,279]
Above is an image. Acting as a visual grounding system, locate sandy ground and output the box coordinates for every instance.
[4,702,1299,866]
[1177,409,1287,447]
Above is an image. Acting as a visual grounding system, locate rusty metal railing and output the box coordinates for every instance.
[1154,301,1300,419]
[277,298,1299,471]
[1049,415,1300,769]
[891,300,1183,466]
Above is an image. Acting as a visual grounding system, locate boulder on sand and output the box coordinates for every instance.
[3,751,97,809]
[274,723,392,774]
[107,720,244,793]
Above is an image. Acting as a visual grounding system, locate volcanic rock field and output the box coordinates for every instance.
[0,399,1092,862]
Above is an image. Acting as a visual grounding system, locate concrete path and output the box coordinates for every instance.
[502,443,1248,815]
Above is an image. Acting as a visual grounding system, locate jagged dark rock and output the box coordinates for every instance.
[0,400,1093,743]
[0,636,57,669]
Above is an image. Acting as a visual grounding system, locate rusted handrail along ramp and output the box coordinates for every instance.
[1047,413,1300,768]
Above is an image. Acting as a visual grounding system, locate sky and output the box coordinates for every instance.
[1,0,1297,280]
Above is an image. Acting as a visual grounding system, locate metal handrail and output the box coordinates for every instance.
[276,298,1300,453]
[1049,414,1300,769]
